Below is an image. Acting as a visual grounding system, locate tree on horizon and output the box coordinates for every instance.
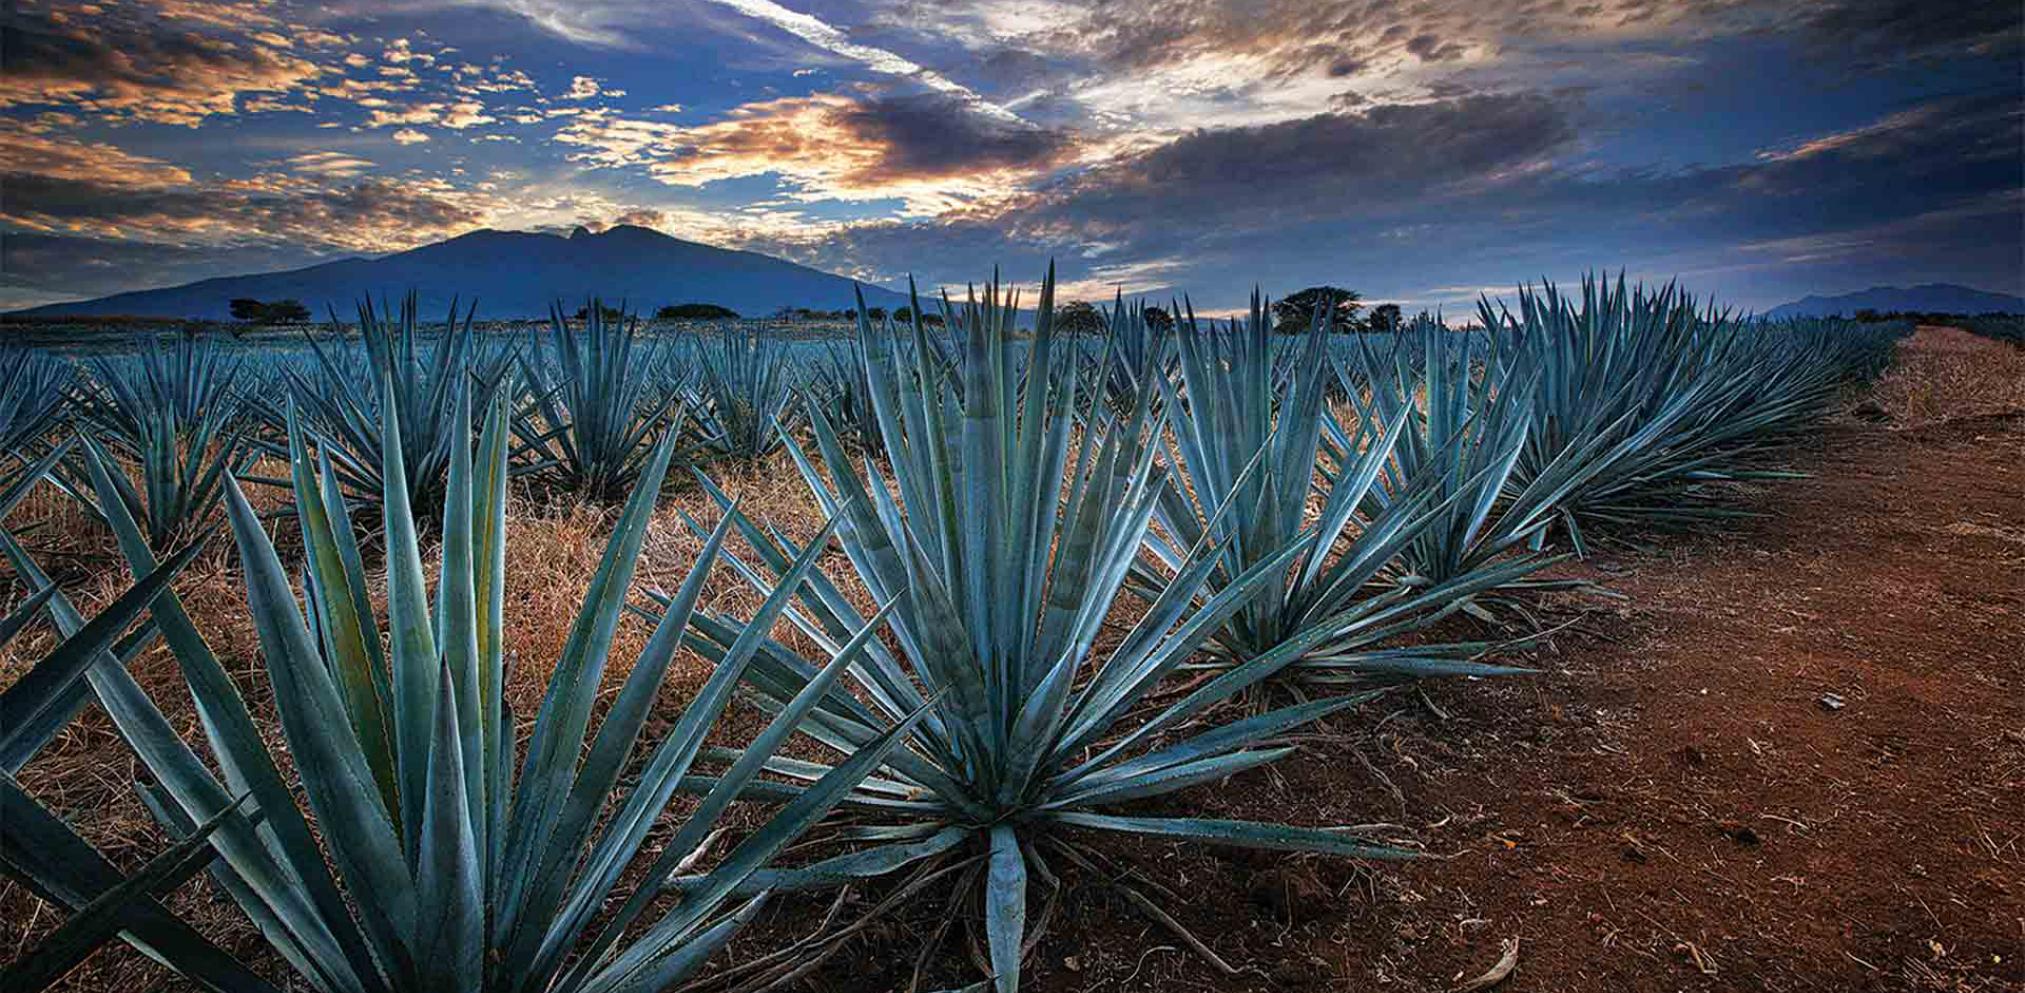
[1273,286,1363,333]
[1054,301,1108,335]
[1367,302,1403,333]
[228,298,310,323]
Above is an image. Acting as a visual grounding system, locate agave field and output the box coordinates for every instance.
[0,272,1916,992]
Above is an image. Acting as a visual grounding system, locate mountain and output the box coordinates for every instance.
[1765,283,2025,320]
[8,225,909,320]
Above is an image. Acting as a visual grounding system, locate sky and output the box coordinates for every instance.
[2,0,2021,313]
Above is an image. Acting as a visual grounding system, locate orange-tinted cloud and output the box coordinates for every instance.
[0,124,193,187]
[557,91,1067,213]
[1,5,328,125]
[0,121,487,251]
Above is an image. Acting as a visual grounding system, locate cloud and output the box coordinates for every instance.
[1798,0,2024,64]
[0,122,489,254]
[699,0,1019,120]
[1,170,489,252]
[382,38,435,65]
[564,75,601,99]
[0,125,194,188]
[1730,93,2021,206]
[460,0,654,48]
[145,0,286,34]
[0,5,327,125]
[1754,106,1944,163]
[364,99,497,130]
[1007,94,1575,252]
[557,90,1068,213]
[851,0,2018,138]
[826,92,1067,182]
[718,92,1577,286]
[391,128,431,144]
[867,0,1710,119]
[286,152,379,178]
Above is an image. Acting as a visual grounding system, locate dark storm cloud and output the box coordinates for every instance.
[832,91,1068,181]
[741,93,1580,280]
[1016,93,1576,248]
[1800,0,2024,63]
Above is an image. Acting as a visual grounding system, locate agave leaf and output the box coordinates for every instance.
[1,792,254,992]
[0,538,200,755]
[1046,812,1417,859]
[415,674,481,989]
[287,408,398,817]
[985,825,1026,993]
[0,585,57,650]
[223,475,419,961]
[0,773,278,993]
[669,827,970,897]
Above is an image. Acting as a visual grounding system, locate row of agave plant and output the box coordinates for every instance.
[0,295,845,550]
[0,271,1905,992]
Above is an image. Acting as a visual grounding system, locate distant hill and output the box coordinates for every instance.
[1765,283,2025,320]
[8,225,909,320]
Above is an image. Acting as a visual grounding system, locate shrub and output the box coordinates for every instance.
[228,298,310,323]
[656,302,740,320]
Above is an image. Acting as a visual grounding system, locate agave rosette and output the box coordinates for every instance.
[1332,318,1577,622]
[1140,295,1546,683]
[1486,274,1871,551]
[511,300,682,500]
[672,273,1422,993]
[259,293,511,510]
[67,333,254,550]
[689,325,800,463]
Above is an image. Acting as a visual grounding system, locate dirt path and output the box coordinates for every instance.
[981,327,2024,993]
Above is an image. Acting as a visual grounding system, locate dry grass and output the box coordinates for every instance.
[1868,325,2025,426]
